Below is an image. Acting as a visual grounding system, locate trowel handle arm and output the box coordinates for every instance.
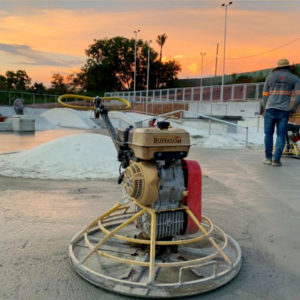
[100,104,131,171]
[97,99,121,152]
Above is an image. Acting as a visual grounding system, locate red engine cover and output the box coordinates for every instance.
[292,135,300,143]
[182,159,202,234]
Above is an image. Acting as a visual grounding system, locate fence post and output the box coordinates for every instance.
[209,119,212,135]
[152,94,154,114]
[243,84,247,100]
[245,127,249,148]
[255,83,259,99]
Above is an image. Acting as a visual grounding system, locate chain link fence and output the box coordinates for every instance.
[0,90,59,107]
[105,82,265,102]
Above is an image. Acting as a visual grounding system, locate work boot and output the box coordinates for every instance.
[263,158,272,165]
[272,160,282,166]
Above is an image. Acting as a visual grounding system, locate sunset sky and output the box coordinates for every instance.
[0,0,299,87]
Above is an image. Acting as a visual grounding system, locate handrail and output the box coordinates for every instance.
[137,109,247,129]
[133,109,250,148]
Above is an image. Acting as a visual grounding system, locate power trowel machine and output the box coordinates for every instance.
[58,94,241,298]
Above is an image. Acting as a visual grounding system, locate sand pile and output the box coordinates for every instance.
[0,133,119,179]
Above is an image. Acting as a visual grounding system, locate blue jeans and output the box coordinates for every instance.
[264,108,289,162]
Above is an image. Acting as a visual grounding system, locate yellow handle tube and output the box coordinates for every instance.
[57,94,131,111]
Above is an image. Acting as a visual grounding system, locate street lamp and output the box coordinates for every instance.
[200,52,206,87]
[200,52,206,103]
[133,29,140,102]
[220,1,232,102]
[146,40,152,115]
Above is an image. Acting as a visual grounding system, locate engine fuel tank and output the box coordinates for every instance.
[123,127,191,160]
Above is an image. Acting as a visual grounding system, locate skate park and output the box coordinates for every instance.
[0,97,300,299]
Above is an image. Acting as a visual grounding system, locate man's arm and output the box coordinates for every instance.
[262,77,270,108]
[291,80,300,113]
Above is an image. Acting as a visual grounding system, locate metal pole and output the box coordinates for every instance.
[245,126,249,148]
[215,42,219,78]
[134,29,140,102]
[200,52,206,89]
[221,2,232,102]
[146,40,152,115]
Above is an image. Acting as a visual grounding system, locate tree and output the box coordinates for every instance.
[5,71,17,89]
[50,73,68,94]
[5,70,31,90]
[291,65,300,78]
[75,36,180,92]
[0,75,7,90]
[15,70,31,90]
[83,36,138,91]
[156,33,168,62]
[31,82,46,93]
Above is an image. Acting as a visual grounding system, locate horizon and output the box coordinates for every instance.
[0,0,299,87]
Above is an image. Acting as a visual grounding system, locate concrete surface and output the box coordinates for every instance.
[188,101,261,118]
[0,148,300,299]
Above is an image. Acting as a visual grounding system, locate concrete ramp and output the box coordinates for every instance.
[109,111,143,127]
[41,108,99,129]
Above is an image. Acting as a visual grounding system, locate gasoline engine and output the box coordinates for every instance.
[119,120,202,239]
[58,94,241,298]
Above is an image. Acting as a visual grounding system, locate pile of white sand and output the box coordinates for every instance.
[0,133,119,180]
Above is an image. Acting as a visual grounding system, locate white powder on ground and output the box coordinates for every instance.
[0,133,120,180]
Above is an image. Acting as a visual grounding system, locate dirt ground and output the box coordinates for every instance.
[1,148,299,300]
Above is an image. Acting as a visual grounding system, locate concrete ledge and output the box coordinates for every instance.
[188,101,261,118]
[0,122,12,131]
[0,116,35,132]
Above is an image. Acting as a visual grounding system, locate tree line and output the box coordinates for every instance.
[0,34,181,95]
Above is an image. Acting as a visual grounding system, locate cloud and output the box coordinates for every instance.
[0,43,84,67]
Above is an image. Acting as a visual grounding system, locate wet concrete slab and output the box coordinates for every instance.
[0,148,299,299]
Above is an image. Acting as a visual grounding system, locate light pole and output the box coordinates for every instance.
[220,1,232,102]
[146,40,152,115]
[200,52,206,103]
[200,52,206,87]
[133,29,140,102]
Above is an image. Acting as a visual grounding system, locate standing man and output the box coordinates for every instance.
[263,59,300,166]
